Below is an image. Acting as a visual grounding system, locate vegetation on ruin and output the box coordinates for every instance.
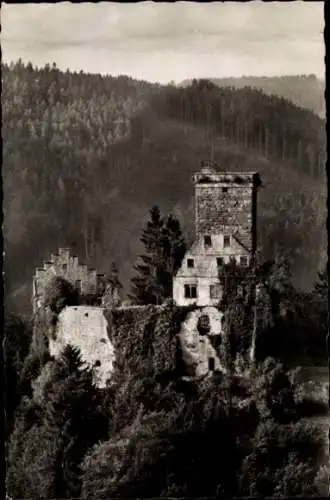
[5,264,328,498]
[44,276,79,315]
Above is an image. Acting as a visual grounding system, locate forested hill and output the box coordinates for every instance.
[3,62,326,314]
[179,75,325,118]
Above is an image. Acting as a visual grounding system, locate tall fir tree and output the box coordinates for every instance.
[130,206,185,305]
[162,214,186,298]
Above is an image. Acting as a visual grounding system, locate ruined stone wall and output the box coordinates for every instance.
[46,304,228,387]
[49,306,114,388]
[178,306,226,377]
[33,248,103,311]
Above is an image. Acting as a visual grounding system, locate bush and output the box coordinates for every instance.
[44,276,78,315]
[251,358,297,423]
[238,419,326,497]
[82,375,255,498]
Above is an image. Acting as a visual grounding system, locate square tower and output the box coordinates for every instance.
[193,163,261,254]
[173,162,261,307]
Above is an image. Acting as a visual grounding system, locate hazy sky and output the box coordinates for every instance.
[1,1,325,83]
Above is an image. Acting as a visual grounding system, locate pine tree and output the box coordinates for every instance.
[7,344,108,499]
[162,214,186,298]
[130,206,185,305]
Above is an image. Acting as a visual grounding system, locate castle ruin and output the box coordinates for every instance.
[32,248,105,312]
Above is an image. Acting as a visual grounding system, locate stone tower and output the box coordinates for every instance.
[193,161,261,254]
[173,162,261,307]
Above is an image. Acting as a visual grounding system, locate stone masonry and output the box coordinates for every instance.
[173,162,261,306]
[32,248,105,312]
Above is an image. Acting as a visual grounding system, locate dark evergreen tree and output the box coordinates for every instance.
[4,313,32,437]
[7,344,108,499]
[130,206,185,305]
[162,213,186,298]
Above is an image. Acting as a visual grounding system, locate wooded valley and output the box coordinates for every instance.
[3,61,326,314]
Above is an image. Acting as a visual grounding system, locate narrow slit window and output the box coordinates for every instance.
[224,236,230,248]
[208,358,215,371]
[204,235,212,247]
[217,257,223,267]
[75,279,82,292]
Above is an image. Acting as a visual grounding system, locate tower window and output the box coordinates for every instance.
[222,187,228,193]
[204,235,212,247]
[240,256,248,267]
[184,284,197,299]
[75,279,82,292]
[62,263,67,272]
[216,257,223,267]
[208,358,215,371]
[187,258,194,268]
[197,314,211,336]
[224,236,230,247]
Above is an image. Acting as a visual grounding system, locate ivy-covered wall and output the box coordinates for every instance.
[105,303,195,380]
[25,302,239,390]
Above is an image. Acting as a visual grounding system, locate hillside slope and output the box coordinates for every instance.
[3,63,326,314]
[179,75,325,117]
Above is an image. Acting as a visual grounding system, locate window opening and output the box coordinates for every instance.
[197,314,211,336]
[224,236,230,248]
[75,280,82,292]
[204,235,212,247]
[208,358,215,371]
[184,284,197,299]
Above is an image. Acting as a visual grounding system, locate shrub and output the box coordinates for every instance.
[238,419,326,497]
[44,276,78,315]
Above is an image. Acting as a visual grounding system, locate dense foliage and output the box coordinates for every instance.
[7,345,108,499]
[4,313,33,436]
[3,61,326,314]
[218,257,328,368]
[6,293,328,498]
[44,276,79,314]
[179,74,325,118]
[155,79,325,178]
